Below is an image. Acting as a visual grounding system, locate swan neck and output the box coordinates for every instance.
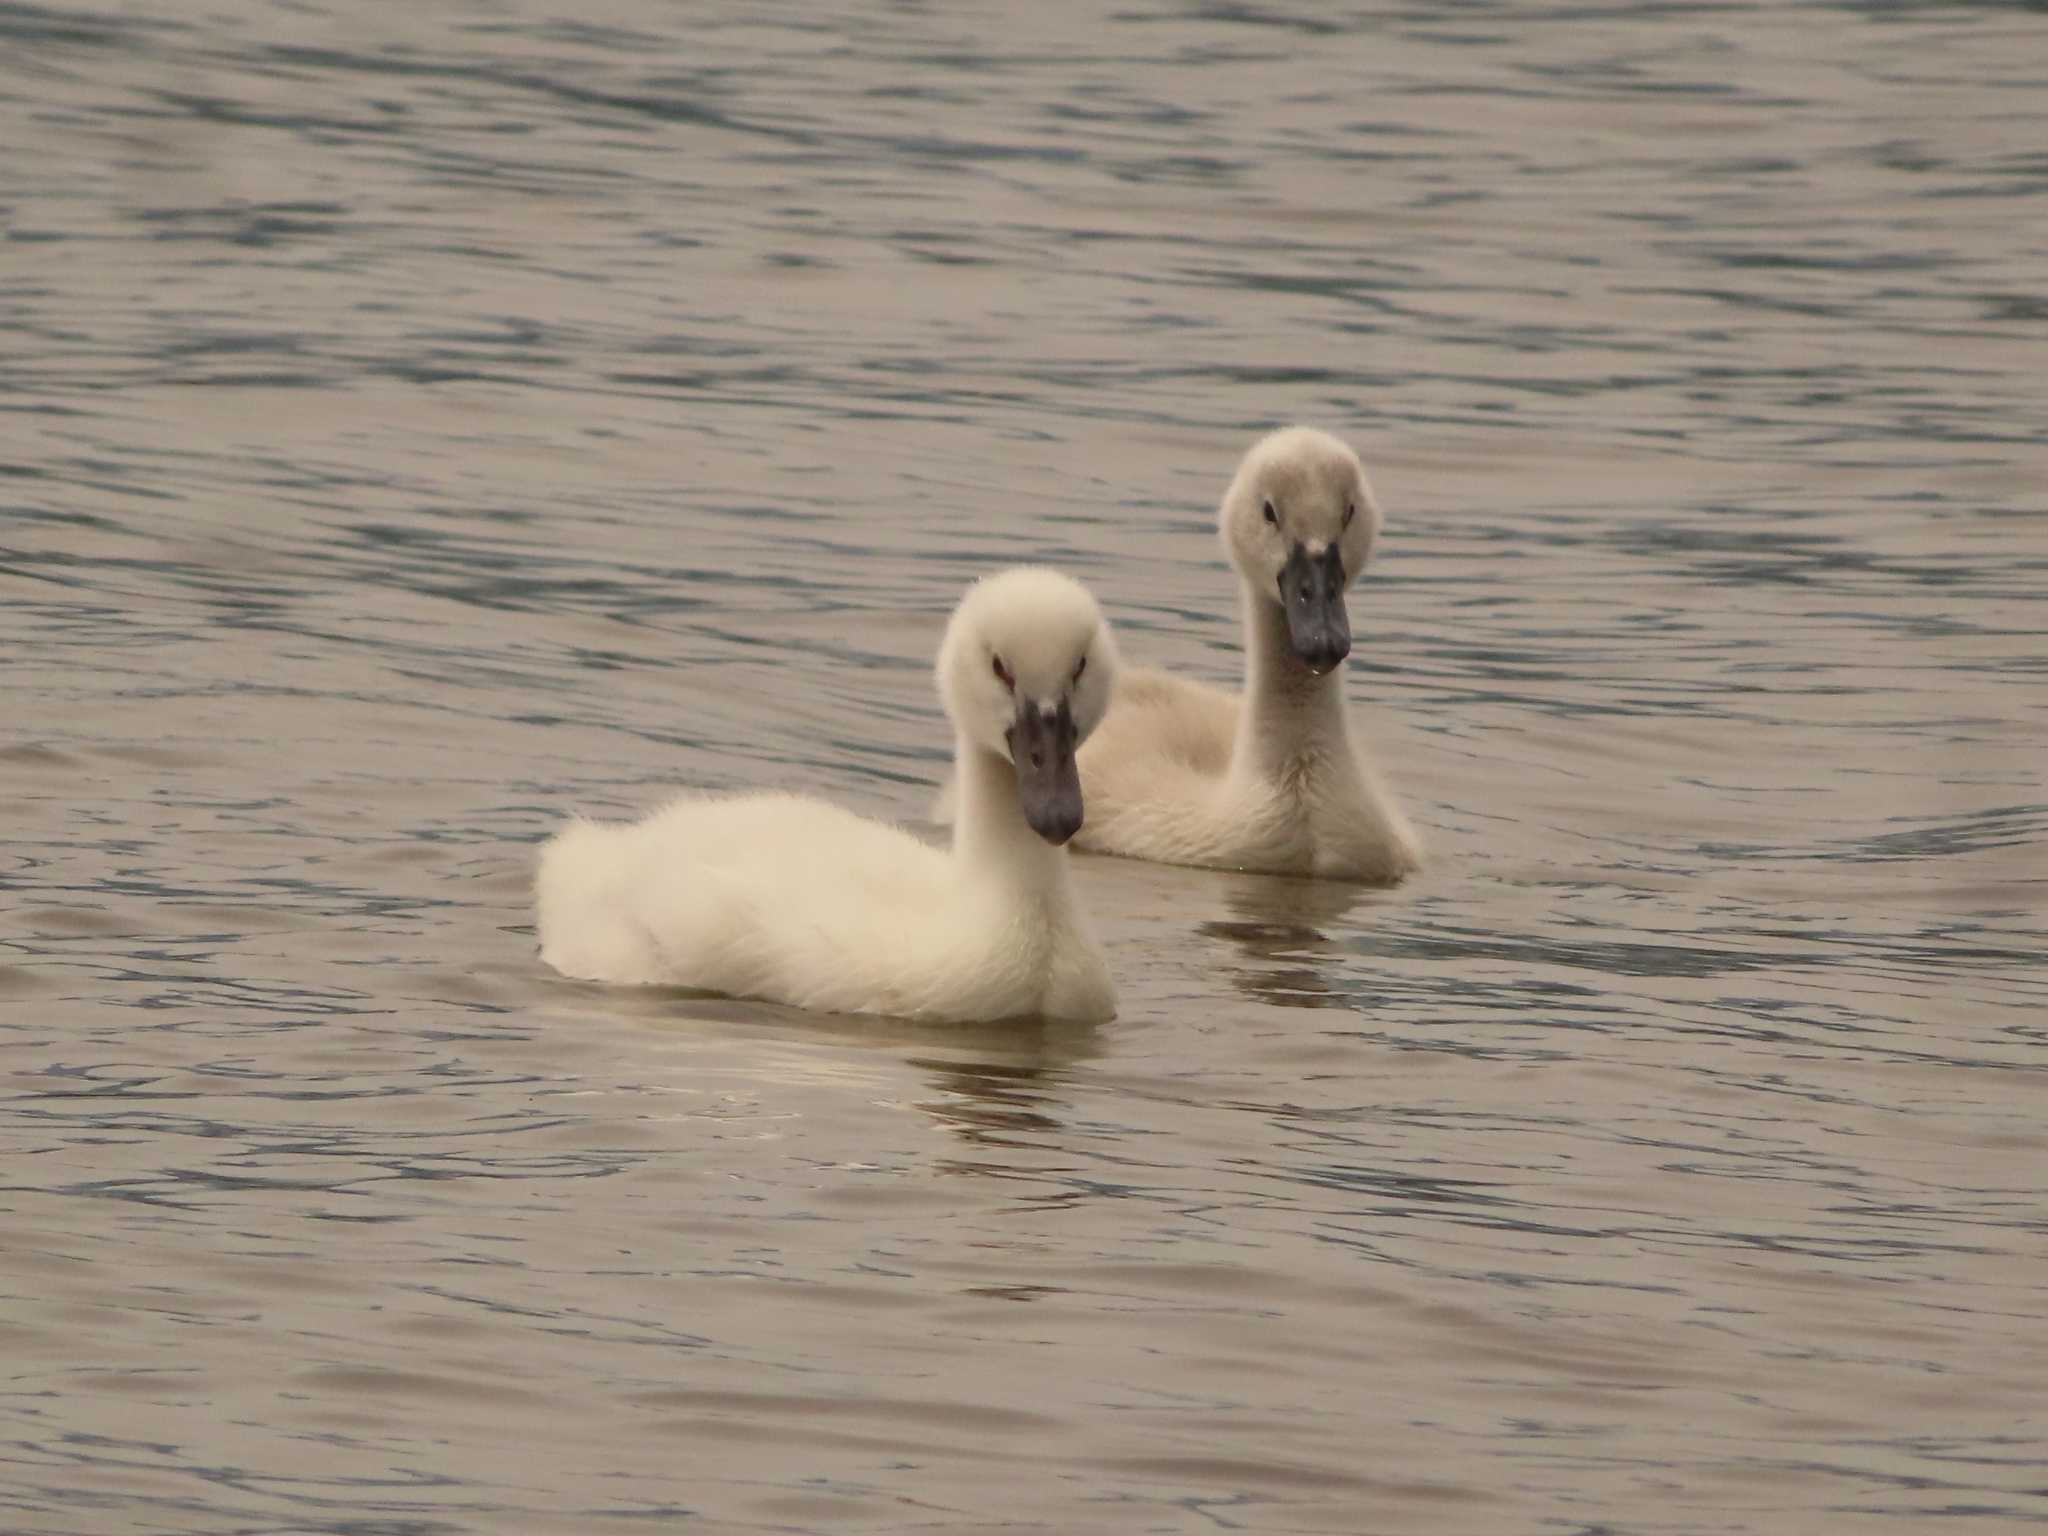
[1235,579,1352,770]
[952,739,1076,893]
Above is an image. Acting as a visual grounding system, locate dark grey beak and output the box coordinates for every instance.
[1280,543,1351,675]
[1007,698,1083,845]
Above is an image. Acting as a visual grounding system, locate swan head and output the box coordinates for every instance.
[1219,426,1382,675]
[938,566,1119,846]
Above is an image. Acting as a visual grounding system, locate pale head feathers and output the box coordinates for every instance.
[937,566,1119,761]
[1219,426,1381,593]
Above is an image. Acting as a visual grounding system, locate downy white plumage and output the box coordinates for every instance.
[1072,427,1422,883]
[535,567,1120,1023]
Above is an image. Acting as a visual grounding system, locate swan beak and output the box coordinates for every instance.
[1008,698,1084,845]
[1281,543,1351,675]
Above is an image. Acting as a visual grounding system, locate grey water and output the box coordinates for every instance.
[3,1,2045,1531]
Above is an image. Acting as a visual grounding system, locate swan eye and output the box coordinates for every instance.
[1072,654,1087,684]
[1343,501,1356,529]
[1262,498,1278,526]
[991,653,1013,690]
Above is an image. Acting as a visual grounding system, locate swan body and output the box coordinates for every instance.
[1074,427,1422,883]
[536,567,1120,1023]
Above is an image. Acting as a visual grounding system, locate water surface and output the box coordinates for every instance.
[3,1,2045,1531]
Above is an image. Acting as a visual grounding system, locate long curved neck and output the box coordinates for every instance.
[1231,578,1353,779]
[951,739,1075,898]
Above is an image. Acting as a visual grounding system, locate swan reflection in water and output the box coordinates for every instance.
[596,983,1104,1157]
[914,1055,1076,1146]
[1198,870,1377,1009]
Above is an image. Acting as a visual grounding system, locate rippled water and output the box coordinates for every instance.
[5,1,2046,1530]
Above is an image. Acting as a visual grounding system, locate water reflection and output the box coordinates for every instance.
[1198,873,1376,1010]
[915,1056,1066,1148]
[580,982,1102,1151]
